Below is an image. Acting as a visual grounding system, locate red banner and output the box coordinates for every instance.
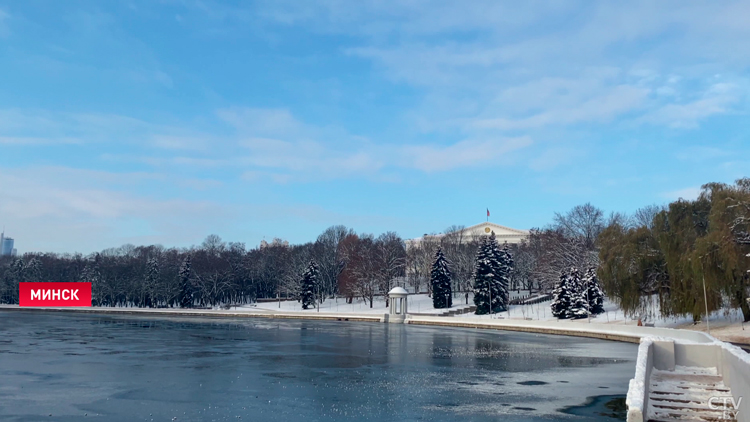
[19,282,92,307]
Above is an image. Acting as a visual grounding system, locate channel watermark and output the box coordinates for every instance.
[709,396,742,420]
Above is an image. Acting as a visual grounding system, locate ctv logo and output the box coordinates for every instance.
[19,282,92,307]
[709,396,742,420]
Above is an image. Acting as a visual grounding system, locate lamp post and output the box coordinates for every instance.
[586,277,591,324]
[700,261,709,335]
[696,254,711,335]
[488,279,492,319]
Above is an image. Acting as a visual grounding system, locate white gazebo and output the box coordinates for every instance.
[387,286,409,323]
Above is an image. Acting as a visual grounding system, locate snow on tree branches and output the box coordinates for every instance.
[551,267,602,319]
[179,254,193,308]
[430,248,452,309]
[583,267,605,315]
[473,233,511,315]
[300,260,320,310]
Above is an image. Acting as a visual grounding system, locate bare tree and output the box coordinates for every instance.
[313,225,353,299]
[553,203,605,249]
[201,234,226,256]
[374,232,406,305]
[440,226,478,294]
[406,235,439,295]
[633,205,664,229]
[339,234,379,307]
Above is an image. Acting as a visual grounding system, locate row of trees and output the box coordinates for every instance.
[427,233,515,315]
[599,178,750,322]
[0,227,407,308]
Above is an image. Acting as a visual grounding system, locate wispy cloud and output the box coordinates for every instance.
[398,136,532,172]
[0,165,395,253]
[642,83,740,129]
[661,186,701,201]
[0,9,9,38]
[471,84,649,130]
[0,136,83,145]
[676,146,733,162]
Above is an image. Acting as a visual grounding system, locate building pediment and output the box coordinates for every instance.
[407,221,529,247]
[462,222,529,237]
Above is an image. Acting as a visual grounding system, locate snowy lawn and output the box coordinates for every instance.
[244,293,475,315]
[247,290,536,315]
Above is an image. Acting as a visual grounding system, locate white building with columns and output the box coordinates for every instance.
[406,222,530,249]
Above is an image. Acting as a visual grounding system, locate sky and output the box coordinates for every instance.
[1,0,749,254]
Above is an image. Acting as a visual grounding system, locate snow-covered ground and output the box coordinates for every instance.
[246,290,530,315]
[241,291,750,345]
[244,293,472,315]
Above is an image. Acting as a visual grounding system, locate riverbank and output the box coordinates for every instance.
[0,304,716,345]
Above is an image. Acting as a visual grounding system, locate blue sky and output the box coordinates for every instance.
[1,1,749,254]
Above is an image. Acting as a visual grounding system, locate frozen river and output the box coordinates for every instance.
[0,311,636,421]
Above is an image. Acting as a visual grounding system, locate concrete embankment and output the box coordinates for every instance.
[405,315,715,344]
[0,305,384,323]
[1,304,714,344]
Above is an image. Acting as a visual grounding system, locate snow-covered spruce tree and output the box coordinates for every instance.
[431,248,452,309]
[473,234,508,315]
[494,241,513,309]
[551,267,588,319]
[567,268,588,319]
[81,259,102,306]
[144,257,160,308]
[583,267,605,315]
[473,237,493,315]
[551,269,574,318]
[300,260,320,310]
[178,254,193,308]
[487,233,510,312]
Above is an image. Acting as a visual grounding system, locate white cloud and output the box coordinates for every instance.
[661,186,701,201]
[471,84,649,130]
[217,107,308,138]
[0,9,9,38]
[529,147,584,172]
[398,136,532,172]
[151,135,210,151]
[0,165,401,253]
[643,83,739,128]
[312,2,750,134]
[0,136,83,145]
[676,146,732,162]
[0,167,231,252]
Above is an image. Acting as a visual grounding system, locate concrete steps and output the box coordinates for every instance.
[648,366,737,421]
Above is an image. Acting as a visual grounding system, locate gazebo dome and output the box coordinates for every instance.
[388,287,408,295]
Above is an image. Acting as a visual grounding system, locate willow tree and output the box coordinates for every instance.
[652,197,722,321]
[695,179,750,321]
[599,178,750,322]
[598,221,668,317]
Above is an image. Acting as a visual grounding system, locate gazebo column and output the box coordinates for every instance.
[386,287,409,324]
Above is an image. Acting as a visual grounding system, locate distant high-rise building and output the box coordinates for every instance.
[0,230,14,257]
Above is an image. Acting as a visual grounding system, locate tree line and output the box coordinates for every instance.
[0,227,408,308]
[2,177,747,322]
